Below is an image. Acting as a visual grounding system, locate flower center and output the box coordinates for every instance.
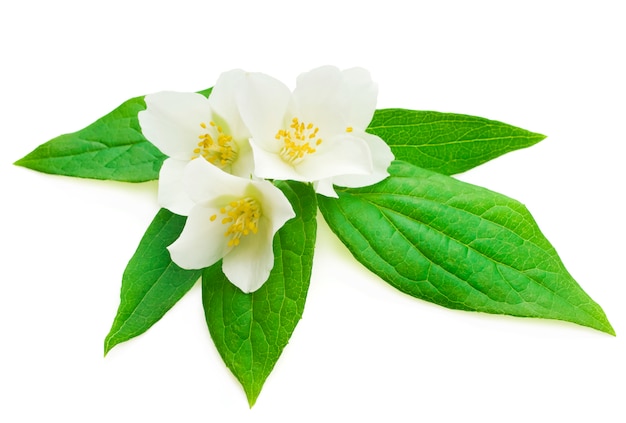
[192,122,238,169]
[210,197,261,247]
[275,117,323,164]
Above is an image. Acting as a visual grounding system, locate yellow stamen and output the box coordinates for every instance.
[191,121,238,168]
[346,126,353,133]
[275,117,322,164]
[209,198,262,248]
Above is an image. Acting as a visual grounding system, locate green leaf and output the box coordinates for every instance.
[367,109,546,175]
[104,209,203,354]
[15,88,213,182]
[15,96,163,181]
[318,160,614,335]
[202,181,317,407]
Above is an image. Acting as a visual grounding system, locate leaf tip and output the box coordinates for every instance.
[240,380,263,408]
[246,392,259,409]
[602,322,616,337]
[587,305,616,336]
[13,156,29,168]
[583,310,615,336]
[103,336,116,357]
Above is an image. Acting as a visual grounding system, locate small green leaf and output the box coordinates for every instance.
[318,160,614,335]
[202,181,317,407]
[15,88,213,182]
[367,109,546,175]
[104,209,203,354]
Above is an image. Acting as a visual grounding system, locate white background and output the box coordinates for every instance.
[1,1,624,421]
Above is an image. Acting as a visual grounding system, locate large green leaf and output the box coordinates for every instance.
[15,88,213,182]
[105,209,203,354]
[367,109,546,175]
[318,160,614,335]
[202,181,317,407]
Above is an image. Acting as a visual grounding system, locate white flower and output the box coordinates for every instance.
[238,66,394,197]
[167,158,295,293]
[138,69,253,215]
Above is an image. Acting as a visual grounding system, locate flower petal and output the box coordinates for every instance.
[221,218,274,293]
[295,134,373,181]
[230,140,254,179]
[238,72,291,150]
[249,139,306,181]
[221,178,295,292]
[314,178,338,198]
[340,67,378,129]
[183,158,248,205]
[139,92,211,160]
[333,132,394,188]
[253,179,297,235]
[167,204,229,270]
[158,158,195,215]
[208,69,250,141]
[293,66,346,136]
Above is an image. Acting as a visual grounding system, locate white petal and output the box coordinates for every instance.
[183,158,248,205]
[340,67,378,129]
[208,69,250,141]
[238,72,291,150]
[249,139,306,181]
[221,178,295,292]
[293,66,342,109]
[167,205,229,270]
[139,92,211,159]
[333,132,394,188]
[222,219,274,293]
[293,66,346,136]
[253,179,296,234]
[295,134,373,181]
[230,139,255,179]
[157,158,194,215]
[314,178,338,198]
